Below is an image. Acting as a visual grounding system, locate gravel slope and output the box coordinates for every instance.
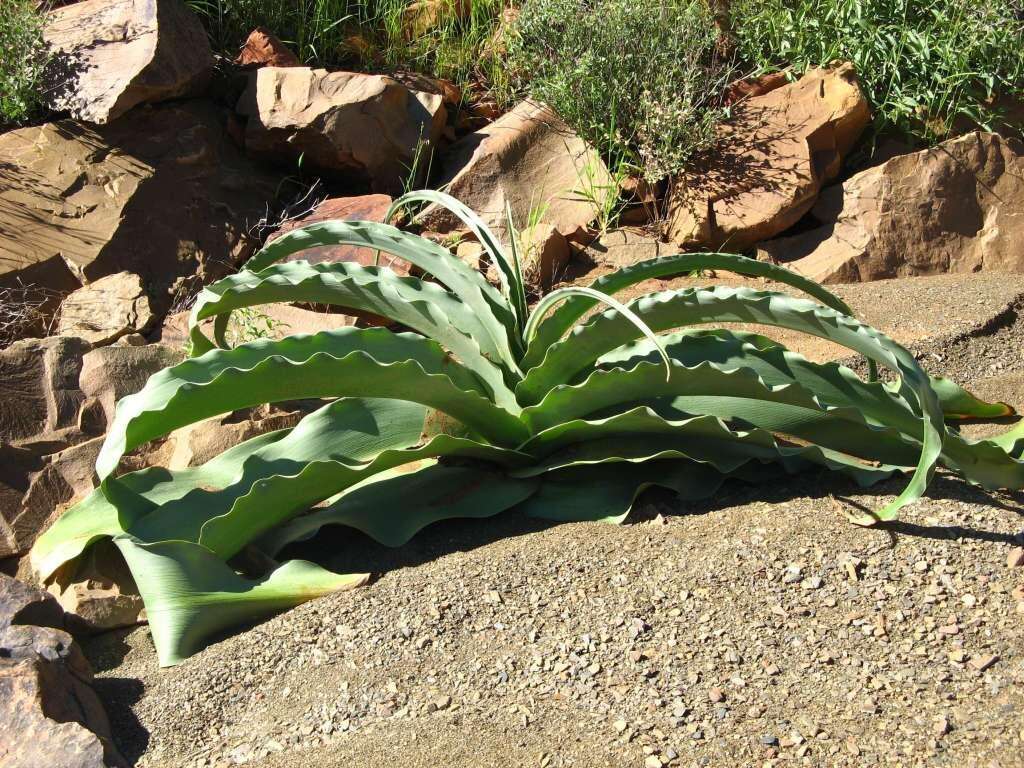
[82,272,1024,768]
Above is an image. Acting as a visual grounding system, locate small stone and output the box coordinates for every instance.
[782,565,802,584]
[801,576,823,590]
[1008,547,1024,568]
[913,560,929,573]
[761,734,779,746]
[644,757,663,768]
[613,719,628,733]
[934,716,951,737]
[968,654,998,672]
[708,687,725,703]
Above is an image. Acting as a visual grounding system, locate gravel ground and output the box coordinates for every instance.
[81,272,1024,768]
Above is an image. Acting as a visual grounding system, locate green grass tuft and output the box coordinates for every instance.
[730,0,1024,145]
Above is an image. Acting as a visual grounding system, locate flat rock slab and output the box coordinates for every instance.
[266,195,406,273]
[0,101,280,298]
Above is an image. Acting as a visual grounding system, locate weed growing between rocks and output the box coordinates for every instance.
[506,0,734,182]
[731,0,1024,144]
[0,0,50,125]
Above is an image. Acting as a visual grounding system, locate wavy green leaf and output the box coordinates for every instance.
[521,252,875,375]
[115,536,367,666]
[518,406,900,487]
[30,431,290,582]
[518,460,730,523]
[242,217,519,367]
[97,329,529,480]
[518,286,945,523]
[388,190,529,330]
[259,461,539,555]
[188,261,519,402]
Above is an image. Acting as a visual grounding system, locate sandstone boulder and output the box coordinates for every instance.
[0,101,279,303]
[1,342,181,560]
[47,541,144,632]
[155,303,358,348]
[417,101,612,240]
[456,224,569,289]
[266,194,409,274]
[758,132,1024,283]
[57,272,154,346]
[4,438,102,560]
[0,573,66,632]
[0,625,124,767]
[666,63,870,251]
[79,343,183,428]
[234,27,301,69]
[42,0,213,124]
[167,406,306,470]
[518,224,570,289]
[238,67,447,193]
[0,337,92,454]
[580,228,673,270]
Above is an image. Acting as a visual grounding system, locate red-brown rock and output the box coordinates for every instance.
[234,27,301,69]
[666,63,870,252]
[758,131,1024,283]
[266,195,410,275]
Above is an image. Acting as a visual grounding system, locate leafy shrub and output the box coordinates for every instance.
[505,0,734,181]
[187,0,506,89]
[32,191,1024,666]
[0,0,49,125]
[730,0,1024,144]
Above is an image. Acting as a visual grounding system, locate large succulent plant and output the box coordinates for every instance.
[31,191,1024,666]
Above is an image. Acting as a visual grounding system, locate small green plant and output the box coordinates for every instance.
[226,306,289,346]
[0,0,49,125]
[32,191,1024,667]
[730,0,1024,144]
[506,0,735,182]
[571,151,633,236]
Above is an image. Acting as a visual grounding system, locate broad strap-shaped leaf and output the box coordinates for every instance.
[388,190,530,332]
[518,286,945,523]
[518,406,901,488]
[97,329,530,480]
[30,431,290,582]
[517,459,731,523]
[118,399,528,560]
[521,252,875,374]
[115,536,367,667]
[599,329,1024,489]
[259,461,540,555]
[242,217,520,368]
[125,398,431,550]
[188,261,520,402]
[523,361,923,467]
[906,375,1013,420]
